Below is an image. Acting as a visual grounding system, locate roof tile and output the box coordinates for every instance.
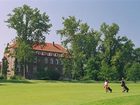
[33,43,67,53]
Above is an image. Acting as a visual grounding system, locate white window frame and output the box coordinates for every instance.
[50,58,53,64]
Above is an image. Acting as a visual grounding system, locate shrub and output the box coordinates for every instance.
[0,75,5,80]
[10,75,24,80]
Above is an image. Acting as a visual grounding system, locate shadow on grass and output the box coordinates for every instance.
[0,83,7,86]
[0,80,34,84]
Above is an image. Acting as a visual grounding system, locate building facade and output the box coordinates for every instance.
[2,42,68,79]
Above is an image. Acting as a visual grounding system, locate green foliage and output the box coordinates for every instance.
[127,63,140,82]
[35,69,48,80]
[46,69,61,80]
[6,4,52,44]
[0,75,5,80]
[58,16,101,80]
[15,39,34,78]
[61,58,72,79]
[99,23,134,80]
[4,43,10,53]
[84,57,100,80]
[133,48,140,63]
[6,4,52,62]
[10,75,24,80]
[99,61,118,80]
[57,16,80,46]
[2,58,8,78]
[16,39,33,63]
[58,16,138,81]
[35,67,61,80]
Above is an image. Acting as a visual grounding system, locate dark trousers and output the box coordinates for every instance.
[122,85,129,92]
[108,87,112,93]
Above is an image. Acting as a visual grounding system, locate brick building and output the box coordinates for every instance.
[2,41,69,79]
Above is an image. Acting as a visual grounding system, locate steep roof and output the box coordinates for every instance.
[33,42,67,53]
[8,41,67,53]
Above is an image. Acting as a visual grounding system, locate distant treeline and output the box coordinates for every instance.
[58,16,140,82]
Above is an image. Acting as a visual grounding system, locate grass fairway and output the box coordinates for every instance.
[0,80,140,105]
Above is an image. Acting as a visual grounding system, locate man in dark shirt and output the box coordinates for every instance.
[121,78,129,92]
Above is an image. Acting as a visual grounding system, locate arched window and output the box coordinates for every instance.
[56,59,59,65]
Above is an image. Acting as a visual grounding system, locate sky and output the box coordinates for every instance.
[0,0,140,60]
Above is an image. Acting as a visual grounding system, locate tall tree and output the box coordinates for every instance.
[99,23,134,80]
[99,23,120,80]
[15,39,33,77]
[57,16,82,79]
[100,23,119,66]
[6,4,52,44]
[58,16,101,80]
[6,4,52,78]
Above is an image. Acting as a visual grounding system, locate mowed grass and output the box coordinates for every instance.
[0,80,140,105]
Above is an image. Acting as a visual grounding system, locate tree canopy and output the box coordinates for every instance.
[58,16,140,81]
[6,4,52,44]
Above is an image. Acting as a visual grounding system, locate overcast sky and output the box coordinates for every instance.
[0,0,140,60]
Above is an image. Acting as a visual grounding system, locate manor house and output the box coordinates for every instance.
[2,41,68,79]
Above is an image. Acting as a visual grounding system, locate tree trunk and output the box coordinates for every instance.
[23,58,26,79]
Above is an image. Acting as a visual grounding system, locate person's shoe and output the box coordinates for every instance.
[127,89,129,92]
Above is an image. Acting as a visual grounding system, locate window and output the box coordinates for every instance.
[50,58,53,64]
[55,67,58,71]
[44,66,48,71]
[59,60,62,65]
[45,57,48,64]
[42,52,47,56]
[48,52,52,56]
[33,66,37,71]
[34,57,37,63]
[36,51,39,54]
[53,53,58,57]
[37,51,42,55]
[56,59,59,65]
[60,54,63,57]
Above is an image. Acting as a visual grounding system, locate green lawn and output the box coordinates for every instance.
[0,80,140,105]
